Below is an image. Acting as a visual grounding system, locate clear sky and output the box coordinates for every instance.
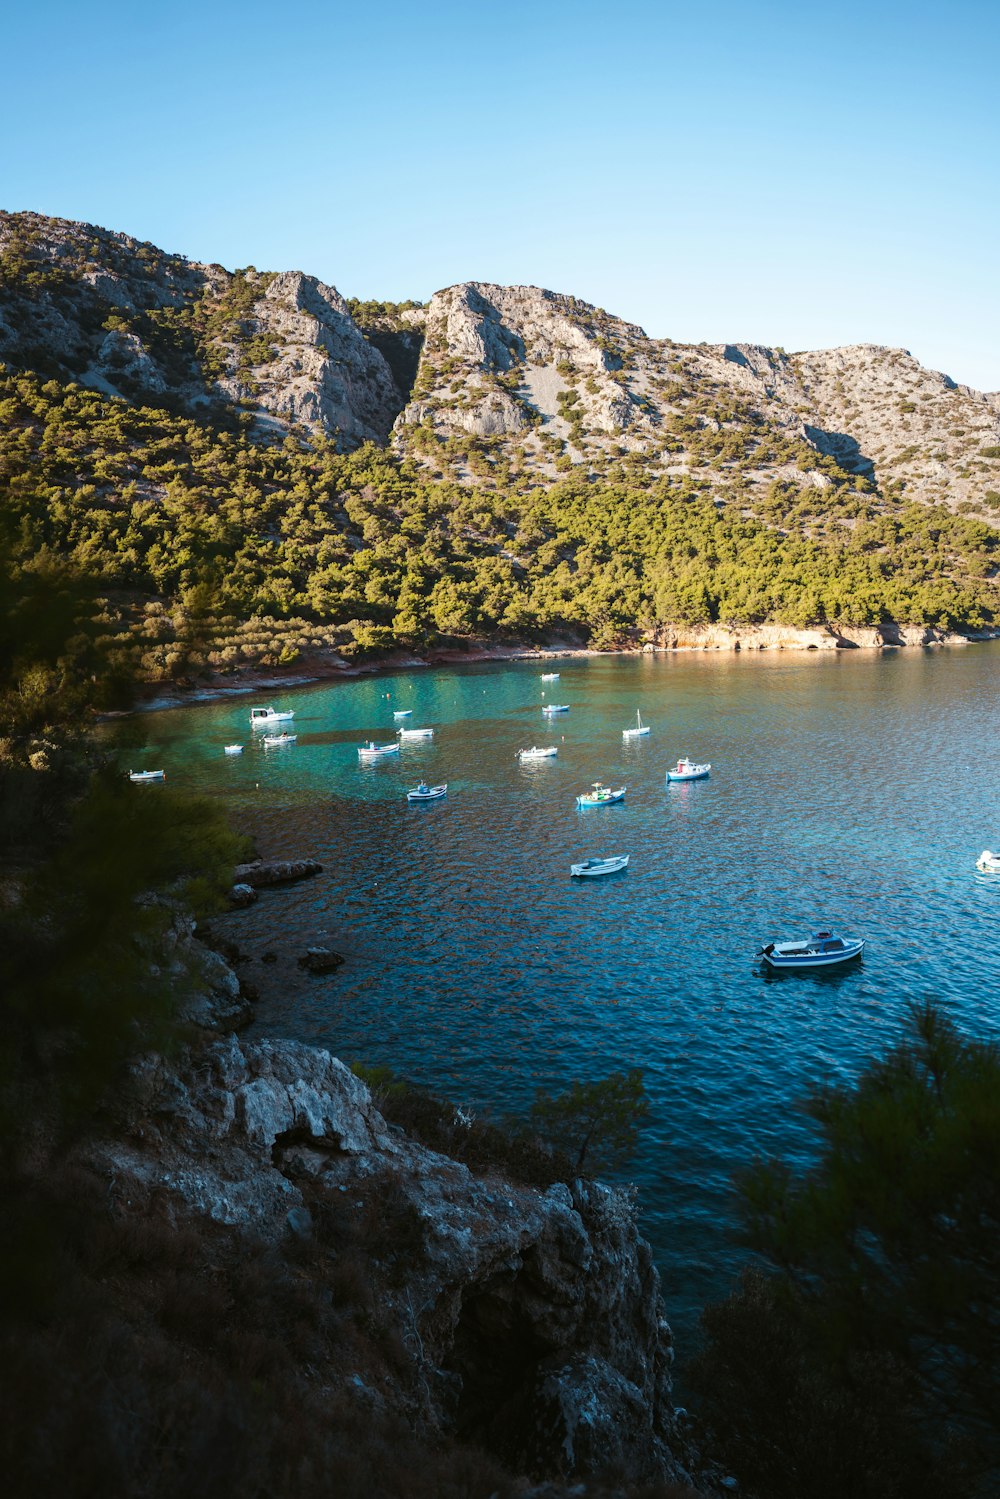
[5,0,999,389]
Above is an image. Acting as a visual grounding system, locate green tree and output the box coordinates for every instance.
[530,1069,649,1172]
[692,1003,1000,1497]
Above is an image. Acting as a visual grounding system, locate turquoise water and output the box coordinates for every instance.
[119,645,1000,1349]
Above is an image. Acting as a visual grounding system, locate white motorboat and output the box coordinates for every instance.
[393,709,413,718]
[570,855,630,877]
[759,931,865,970]
[666,757,710,782]
[129,769,165,782]
[518,745,558,760]
[358,741,400,759]
[543,704,570,714]
[406,782,447,802]
[576,782,626,808]
[977,850,1000,872]
[224,744,243,755]
[250,706,294,727]
[623,711,650,740]
[398,727,434,740]
[541,672,560,681]
[263,732,297,747]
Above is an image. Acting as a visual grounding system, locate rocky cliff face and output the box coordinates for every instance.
[393,282,1000,512]
[3,209,998,516]
[0,211,405,446]
[78,926,712,1491]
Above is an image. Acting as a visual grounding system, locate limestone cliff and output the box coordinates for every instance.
[76,925,715,1492]
[0,211,405,446]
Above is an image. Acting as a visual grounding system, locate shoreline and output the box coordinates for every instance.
[113,623,1000,717]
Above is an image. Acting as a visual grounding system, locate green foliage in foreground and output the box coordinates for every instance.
[0,543,248,1158]
[1,366,997,681]
[691,1003,1000,1498]
[531,1069,650,1172]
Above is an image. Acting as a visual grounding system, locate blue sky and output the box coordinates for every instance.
[5,0,999,388]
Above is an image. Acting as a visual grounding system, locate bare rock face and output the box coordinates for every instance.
[87,1016,699,1488]
[0,210,406,448]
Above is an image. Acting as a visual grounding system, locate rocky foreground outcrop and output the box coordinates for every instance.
[81,929,715,1491]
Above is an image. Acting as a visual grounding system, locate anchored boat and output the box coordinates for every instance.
[666,757,710,782]
[224,744,243,755]
[978,850,1000,872]
[623,711,650,740]
[393,709,413,718]
[570,855,630,877]
[518,745,558,760]
[398,727,434,740]
[250,706,294,727]
[358,741,401,759]
[541,672,560,681]
[129,769,165,783]
[543,704,570,715]
[576,782,626,808]
[263,732,297,747]
[406,782,447,803]
[758,931,865,970]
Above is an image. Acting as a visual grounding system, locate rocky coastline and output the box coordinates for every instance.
[121,623,1000,716]
[72,915,721,1494]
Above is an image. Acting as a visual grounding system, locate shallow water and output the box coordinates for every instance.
[119,644,1000,1350]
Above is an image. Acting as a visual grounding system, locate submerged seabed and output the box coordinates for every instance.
[116,644,1000,1348]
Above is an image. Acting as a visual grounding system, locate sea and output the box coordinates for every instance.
[115,643,1000,1353]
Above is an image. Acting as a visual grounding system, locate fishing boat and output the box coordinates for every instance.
[570,855,630,878]
[576,782,626,808]
[393,709,413,719]
[263,732,297,747]
[358,741,400,759]
[541,672,560,681]
[666,757,711,782]
[224,744,243,755]
[250,706,294,727]
[518,745,558,760]
[977,850,1000,872]
[758,931,865,970]
[622,711,650,740]
[543,703,570,715]
[398,727,434,740]
[406,782,447,803]
[129,769,165,782]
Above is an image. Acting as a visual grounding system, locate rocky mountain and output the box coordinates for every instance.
[3,209,999,520]
[393,282,1000,513]
[0,210,404,445]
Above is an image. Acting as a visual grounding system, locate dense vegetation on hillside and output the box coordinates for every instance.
[2,364,998,679]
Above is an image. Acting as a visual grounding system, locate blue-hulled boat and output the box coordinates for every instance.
[406,782,447,802]
[666,757,710,782]
[758,931,864,970]
[576,782,626,808]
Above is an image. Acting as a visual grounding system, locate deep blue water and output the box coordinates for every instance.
[116,645,1000,1350]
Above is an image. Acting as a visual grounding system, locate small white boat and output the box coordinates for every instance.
[541,672,560,681]
[250,706,294,727]
[263,732,297,747]
[393,709,412,719]
[623,711,650,740]
[543,704,570,714]
[576,782,626,808]
[666,757,711,782]
[977,850,1000,872]
[224,744,243,755]
[406,782,447,803]
[358,741,400,759]
[759,931,865,970]
[129,769,165,782]
[518,745,558,760]
[571,855,630,878]
[398,727,434,740]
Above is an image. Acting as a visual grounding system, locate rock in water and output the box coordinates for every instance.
[228,882,257,907]
[233,858,322,888]
[297,947,344,974]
